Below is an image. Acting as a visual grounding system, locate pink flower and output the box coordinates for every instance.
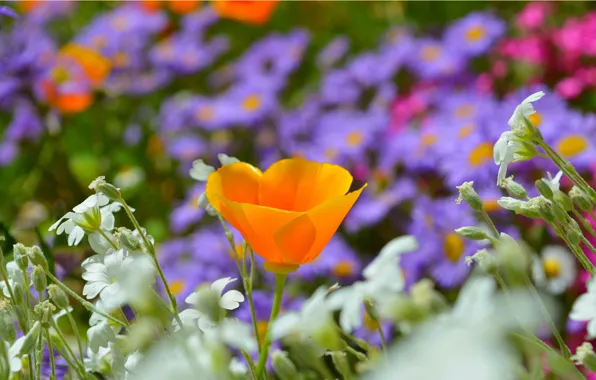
[491,60,507,78]
[556,77,584,99]
[475,73,493,94]
[497,36,548,64]
[516,2,552,31]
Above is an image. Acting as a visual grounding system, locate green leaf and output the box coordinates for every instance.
[35,227,56,276]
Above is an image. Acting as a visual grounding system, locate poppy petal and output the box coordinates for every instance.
[274,211,317,264]
[260,158,353,211]
[206,162,262,206]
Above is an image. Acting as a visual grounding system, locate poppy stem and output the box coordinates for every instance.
[255,273,287,379]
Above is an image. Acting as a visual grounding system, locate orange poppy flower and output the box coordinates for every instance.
[206,158,366,273]
[212,0,278,26]
[169,0,201,14]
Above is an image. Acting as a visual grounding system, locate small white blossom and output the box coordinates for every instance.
[87,320,116,353]
[508,91,545,133]
[178,277,244,332]
[543,171,564,193]
[49,193,124,247]
[0,261,26,298]
[570,276,596,338]
[572,342,594,365]
[189,160,215,181]
[6,340,22,373]
[328,235,418,332]
[84,346,111,372]
[532,245,576,294]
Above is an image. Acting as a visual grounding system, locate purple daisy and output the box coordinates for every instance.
[443,12,506,57]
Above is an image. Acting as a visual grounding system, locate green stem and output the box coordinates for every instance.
[98,229,118,250]
[66,310,85,363]
[35,331,43,380]
[0,265,29,334]
[524,276,571,358]
[44,269,127,328]
[552,224,594,275]
[45,328,57,380]
[118,199,183,327]
[50,323,87,379]
[572,209,596,238]
[480,209,500,238]
[0,338,9,380]
[345,345,368,361]
[255,273,287,379]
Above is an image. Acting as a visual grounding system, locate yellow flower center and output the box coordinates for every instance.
[211,130,232,146]
[443,233,465,263]
[332,260,355,277]
[420,46,441,62]
[170,280,185,295]
[543,257,561,279]
[454,104,474,119]
[557,135,588,158]
[111,16,128,31]
[256,320,269,346]
[113,52,130,68]
[196,106,214,122]
[324,148,338,160]
[346,131,364,147]
[421,132,438,147]
[91,35,107,49]
[528,112,542,127]
[52,66,70,84]
[242,95,262,112]
[483,199,500,212]
[363,311,378,331]
[457,124,475,139]
[465,26,486,42]
[468,143,493,167]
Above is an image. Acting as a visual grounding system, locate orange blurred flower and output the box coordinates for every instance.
[60,44,111,87]
[206,158,366,273]
[141,0,202,15]
[212,0,278,25]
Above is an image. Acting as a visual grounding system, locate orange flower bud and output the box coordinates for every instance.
[60,44,111,87]
[212,0,278,26]
[206,158,366,273]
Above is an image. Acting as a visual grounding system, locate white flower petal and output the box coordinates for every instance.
[219,290,244,310]
[210,277,236,295]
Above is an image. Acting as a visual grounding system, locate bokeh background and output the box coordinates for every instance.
[3,0,596,350]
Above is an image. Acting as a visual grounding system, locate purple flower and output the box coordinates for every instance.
[0,6,18,19]
[0,140,18,166]
[42,348,69,379]
[344,178,416,232]
[347,52,398,87]
[4,100,43,141]
[409,197,482,289]
[165,134,207,162]
[170,184,206,234]
[124,123,142,146]
[352,316,393,348]
[317,36,350,70]
[216,80,278,126]
[444,12,506,57]
[320,69,361,105]
[162,261,210,307]
[150,34,228,75]
[407,38,466,80]
[234,29,310,85]
[292,237,362,282]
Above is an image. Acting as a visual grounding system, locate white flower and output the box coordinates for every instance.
[84,346,111,372]
[49,193,124,247]
[0,261,26,298]
[544,171,564,193]
[190,154,240,215]
[229,357,247,376]
[328,235,417,332]
[87,320,116,353]
[272,286,337,349]
[532,246,576,294]
[82,249,154,310]
[178,277,245,332]
[507,91,545,133]
[124,350,144,379]
[204,318,258,353]
[6,340,22,373]
[189,160,215,181]
[365,275,549,380]
[570,276,596,338]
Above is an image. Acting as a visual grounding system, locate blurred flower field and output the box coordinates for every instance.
[4,1,596,379]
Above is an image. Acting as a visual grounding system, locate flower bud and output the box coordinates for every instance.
[465,249,497,275]
[535,179,554,201]
[329,351,352,377]
[119,228,141,251]
[34,301,56,326]
[28,246,48,271]
[572,342,596,372]
[497,197,524,213]
[455,226,490,241]
[518,198,542,219]
[570,186,593,212]
[552,203,569,223]
[18,321,41,355]
[31,266,47,293]
[13,243,29,271]
[0,301,16,342]
[272,351,298,380]
[554,191,573,211]
[566,219,583,246]
[503,178,528,199]
[456,181,482,211]
[48,284,70,310]
[12,282,25,305]
[89,176,121,201]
